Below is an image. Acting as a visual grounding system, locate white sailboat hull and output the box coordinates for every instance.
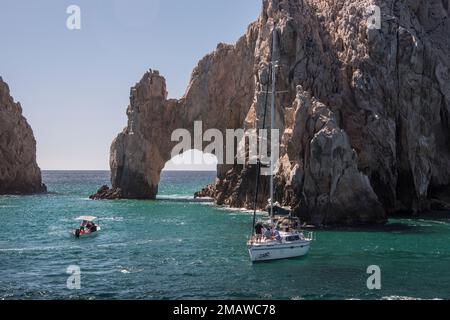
[248,240,311,262]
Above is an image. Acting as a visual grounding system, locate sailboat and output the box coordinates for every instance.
[247,25,314,263]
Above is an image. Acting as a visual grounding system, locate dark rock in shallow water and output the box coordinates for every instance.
[0,78,46,195]
[194,184,216,199]
[90,185,122,200]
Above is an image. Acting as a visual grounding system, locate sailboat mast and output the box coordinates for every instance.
[270,26,277,218]
[251,24,276,235]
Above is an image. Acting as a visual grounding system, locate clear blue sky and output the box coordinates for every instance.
[0,0,261,170]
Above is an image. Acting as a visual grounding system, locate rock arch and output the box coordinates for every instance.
[110,33,258,198]
[93,0,450,226]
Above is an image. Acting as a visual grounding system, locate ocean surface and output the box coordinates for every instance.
[0,171,449,300]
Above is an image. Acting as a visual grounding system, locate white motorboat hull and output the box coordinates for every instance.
[248,240,311,262]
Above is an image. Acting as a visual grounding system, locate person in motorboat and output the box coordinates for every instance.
[86,221,96,231]
[73,216,100,238]
[89,223,97,233]
[82,221,98,234]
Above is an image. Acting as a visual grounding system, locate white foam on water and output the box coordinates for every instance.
[157,195,194,200]
[216,206,262,215]
[160,218,186,226]
[117,266,144,274]
[96,237,183,249]
[0,245,81,253]
[100,217,124,222]
[426,220,450,226]
[134,239,154,245]
[157,195,215,204]
[381,296,442,301]
[290,296,304,300]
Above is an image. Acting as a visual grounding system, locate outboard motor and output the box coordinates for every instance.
[75,228,81,238]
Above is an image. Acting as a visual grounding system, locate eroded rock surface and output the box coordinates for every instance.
[94,0,450,226]
[0,78,46,195]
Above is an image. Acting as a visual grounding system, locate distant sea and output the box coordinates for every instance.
[0,171,449,300]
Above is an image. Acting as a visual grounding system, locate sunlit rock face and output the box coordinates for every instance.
[0,78,46,195]
[98,0,450,226]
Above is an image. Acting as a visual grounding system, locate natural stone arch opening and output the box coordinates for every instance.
[156,150,219,198]
[162,150,219,172]
[108,66,256,200]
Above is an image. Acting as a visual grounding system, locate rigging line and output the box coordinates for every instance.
[252,25,275,236]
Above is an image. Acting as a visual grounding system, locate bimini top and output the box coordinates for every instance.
[76,216,97,222]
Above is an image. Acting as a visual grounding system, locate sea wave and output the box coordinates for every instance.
[157,195,214,203]
[96,238,183,249]
[159,218,186,226]
[117,266,144,274]
[425,220,450,226]
[99,217,124,222]
[0,245,82,253]
[381,296,443,301]
[157,195,194,200]
[216,206,262,215]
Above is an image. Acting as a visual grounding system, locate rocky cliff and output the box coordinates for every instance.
[93,0,450,226]
[0,78,46,195]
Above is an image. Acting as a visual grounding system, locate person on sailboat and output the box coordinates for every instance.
[264,226,272,240]
[273,228,282,242]
[255,222,264,243]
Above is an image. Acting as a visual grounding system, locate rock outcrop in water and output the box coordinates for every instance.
[89,185,122,200]
[0,78,46,195]
[93,0,450,226]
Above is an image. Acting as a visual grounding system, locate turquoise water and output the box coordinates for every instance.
[0,171,449,300]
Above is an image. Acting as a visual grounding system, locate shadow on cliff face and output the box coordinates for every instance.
[289,0,450,222]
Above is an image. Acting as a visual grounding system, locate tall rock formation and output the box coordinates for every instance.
[0,78,46,195]
[93,0,450,226]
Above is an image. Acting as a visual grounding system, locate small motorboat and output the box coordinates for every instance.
[73,216,101,238]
